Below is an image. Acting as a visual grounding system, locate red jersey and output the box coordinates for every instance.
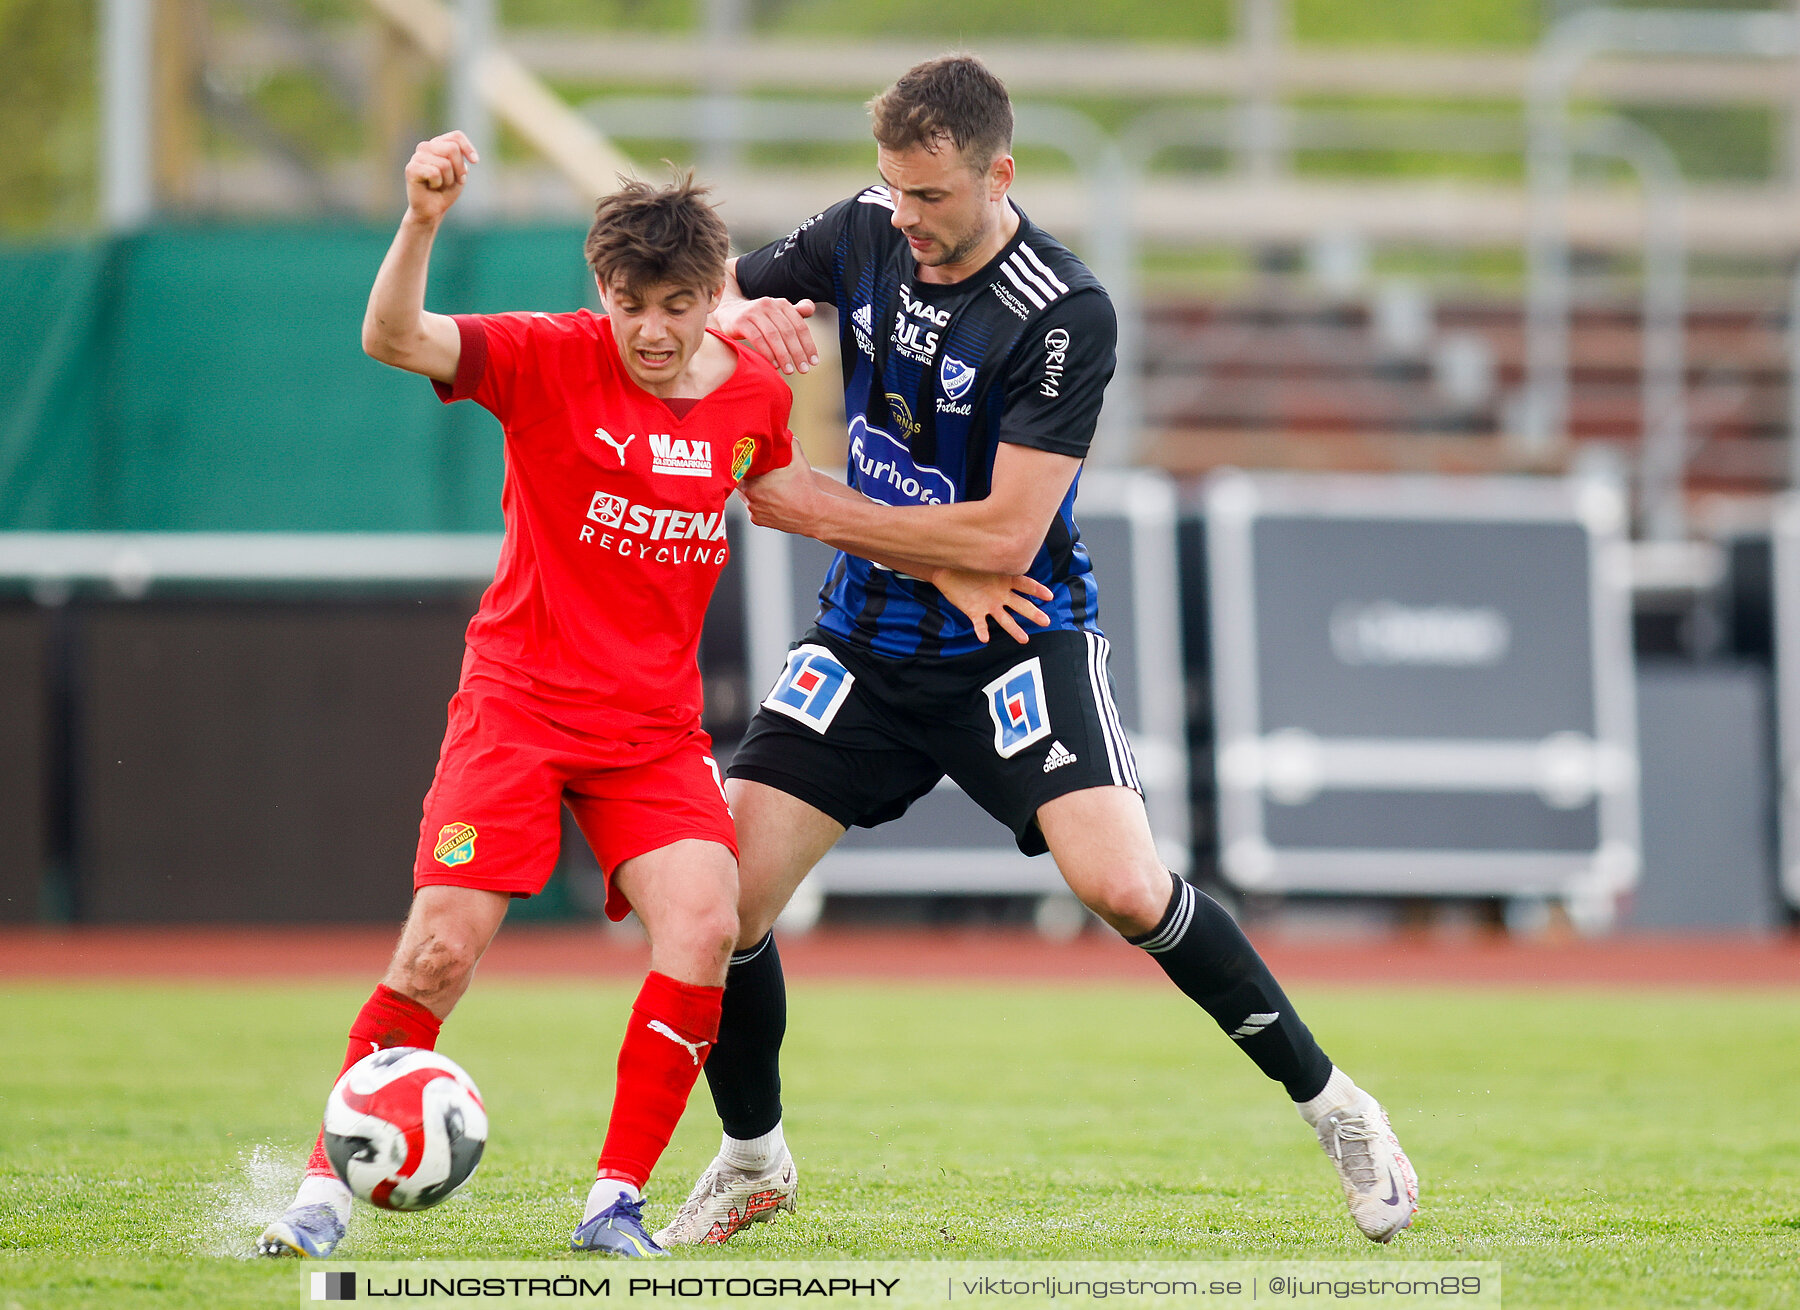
[435,309,793,743]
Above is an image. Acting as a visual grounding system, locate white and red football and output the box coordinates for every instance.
[323,1047,487,1211]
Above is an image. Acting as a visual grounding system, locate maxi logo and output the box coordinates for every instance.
[762,644,856,732]
[847,415,953,506]
[649,433,712,477]
[983,657,1053,757]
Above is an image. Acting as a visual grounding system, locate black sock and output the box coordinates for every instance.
[1126,872,1333,1101]
[703,930,786,1140]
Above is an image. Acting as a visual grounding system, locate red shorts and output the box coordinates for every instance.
[412,685,737,920]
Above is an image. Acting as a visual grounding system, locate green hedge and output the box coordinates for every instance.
[0,224,598,531]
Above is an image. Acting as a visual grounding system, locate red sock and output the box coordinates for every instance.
[305,983,443,1177]
[595,971,724,1190]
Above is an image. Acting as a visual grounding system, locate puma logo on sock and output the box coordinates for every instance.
[647,1019,711,1065]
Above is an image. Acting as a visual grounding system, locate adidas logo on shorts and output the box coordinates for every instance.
[1042,740,1078,773]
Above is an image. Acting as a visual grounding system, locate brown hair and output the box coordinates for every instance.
[868,55,1014,171]
[583,172,730,298]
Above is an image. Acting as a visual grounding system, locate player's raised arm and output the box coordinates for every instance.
[712,257,821,376]
[361,132,479,384]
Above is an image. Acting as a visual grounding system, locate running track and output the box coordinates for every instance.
[2,925,1797,987]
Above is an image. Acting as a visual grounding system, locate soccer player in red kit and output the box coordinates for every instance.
[256,132,799,1259]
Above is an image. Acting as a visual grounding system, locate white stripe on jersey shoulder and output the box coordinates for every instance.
[1005,249,1065,307]
[858,186,895,210]
[1001,258,1050,310]
[1018,243,1072,295]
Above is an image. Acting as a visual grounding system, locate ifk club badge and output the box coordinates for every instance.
[434,823,477,867]
[731,435,756,482]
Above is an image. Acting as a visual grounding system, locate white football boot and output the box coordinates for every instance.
[653,1147,798,1247]
[257,1175,351,1257]
[1314,1094,1420,1243]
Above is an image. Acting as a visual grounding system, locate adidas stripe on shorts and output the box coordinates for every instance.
[728,626,1140,856]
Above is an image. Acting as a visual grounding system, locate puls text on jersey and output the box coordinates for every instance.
[893,283,950,365]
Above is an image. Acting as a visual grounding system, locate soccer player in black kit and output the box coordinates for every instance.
[655,55,1419,1248]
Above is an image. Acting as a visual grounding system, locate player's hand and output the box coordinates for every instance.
[930,568,1053,645]
[715,295,819,375]
[739,457,829,535]
[404,131,480,225]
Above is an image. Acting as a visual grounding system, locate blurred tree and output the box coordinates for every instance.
[502,0,698,28]
[0,0,97,236]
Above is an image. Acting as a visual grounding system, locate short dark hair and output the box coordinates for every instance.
[583,172,730,299]
[868,55,1014,171]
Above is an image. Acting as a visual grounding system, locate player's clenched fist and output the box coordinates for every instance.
[405,131,481,224]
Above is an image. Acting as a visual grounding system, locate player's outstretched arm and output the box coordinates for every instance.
[741,439,1077,576]
[741,452,1051,644]
[361,132,479,384]
[712,258,820,376]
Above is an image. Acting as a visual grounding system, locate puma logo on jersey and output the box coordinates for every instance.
[647,1020,711,1065]
[594,428,634,466]
[649,433,712,477]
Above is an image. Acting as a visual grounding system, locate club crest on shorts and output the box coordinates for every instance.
[433,822,477,867]
[983,657,1052,758]
[763,643,855,733]
[731,436,756,482]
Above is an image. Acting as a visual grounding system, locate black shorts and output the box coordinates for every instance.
[728,625,1140,856]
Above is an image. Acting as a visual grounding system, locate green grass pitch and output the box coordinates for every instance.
[3,977,1796,1308]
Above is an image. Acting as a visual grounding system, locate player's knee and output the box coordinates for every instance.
[695,900,740,957]
[1074,867,1170,937]
[668,895,739,963]
[389,929,479,1004]
[651,906,737,986]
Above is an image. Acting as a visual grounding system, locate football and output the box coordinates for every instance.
[323,1047,488,1211]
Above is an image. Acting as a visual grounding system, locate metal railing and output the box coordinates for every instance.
[1523,7,1800,505]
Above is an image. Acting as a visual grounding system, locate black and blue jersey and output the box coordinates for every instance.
[735,187,1117,660]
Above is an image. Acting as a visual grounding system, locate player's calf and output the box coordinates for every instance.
[1124,872,1334,1099]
